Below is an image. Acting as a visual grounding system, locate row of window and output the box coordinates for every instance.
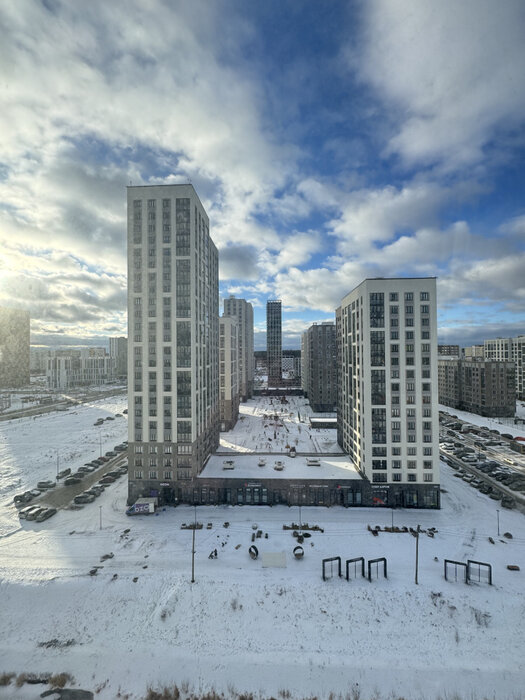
[372,473,433,482]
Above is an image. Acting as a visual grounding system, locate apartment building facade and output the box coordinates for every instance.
[336,278,440,509]
[127,184,220,505]
[267,300,282,386]
[301,322,337,412]
[219,316,240,431]
[46,348,114,390]
[485,335,525,399]
[109,336,128,379]
[439,358,516,417]
[223,295,254,401]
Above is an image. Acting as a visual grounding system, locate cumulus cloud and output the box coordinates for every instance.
[353,0,525,170]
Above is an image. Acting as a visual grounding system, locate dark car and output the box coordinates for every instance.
[64,476,82,486]
[36,480,56,489]
[123,409,128,414]
[99,476,116,485]
[99,456,109,463]
[105,450,118,458]
[26,506,47,521]
[14,492,33,505]
[57,468,72,479]
[74,493,96,504]
[36,507,57,522]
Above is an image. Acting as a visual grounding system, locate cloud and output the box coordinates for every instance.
[353,0,525,170]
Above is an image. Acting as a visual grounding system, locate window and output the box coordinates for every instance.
[405,292,413,301]
[408,460,416,469]
[421,305,429,314]
[372,460,387,470]
[407,474,417,482]
[423,461,432,469]
[392,460,401,469]
[423,473,433,482]
[149,471,158,480]
[164,471,173,480]
[390,292,398,301]
[372,473,387,482]
[420,291,429,301]
[134,470,143,479]
[392,473,401,482]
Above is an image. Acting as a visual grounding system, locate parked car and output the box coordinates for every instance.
[91,459,104,466]
[14,492,33,505]
[106,416,115,421]
[26,506,47,521]
[36,507,57,522]
[19,504,39,519]
[105,450,118,457]
[98,456,109,463]
[118,465,128,474]
[123,409,128,414]
[114,444,127,452]
[36,480,56,490]
[64,476,82,486]
[74,493,96,504]
[57,468,71,479]
[99,476,116,485]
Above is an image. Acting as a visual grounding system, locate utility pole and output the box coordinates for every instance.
[191,504,197,583]
[415,526,419,585]
[99,505,102,531]
[497,509,500,536]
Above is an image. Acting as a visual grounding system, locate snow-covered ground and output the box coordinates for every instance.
[439,401,525,439]
[0,397,524,700]
[219,395,342,454]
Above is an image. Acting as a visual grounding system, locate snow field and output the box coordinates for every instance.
[0,396,524,699]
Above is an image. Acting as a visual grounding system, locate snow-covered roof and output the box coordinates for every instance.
[200,454,361,480]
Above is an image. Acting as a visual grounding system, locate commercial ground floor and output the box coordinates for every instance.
[128,475,440,509]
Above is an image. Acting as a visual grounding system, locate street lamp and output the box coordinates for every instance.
[497,509,500,537]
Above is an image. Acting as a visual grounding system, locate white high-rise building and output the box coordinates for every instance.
[223,295,254,400]
[127,184,219,505]
[336,278,440,509]
[219,316,240,430]
[109,336,127,378]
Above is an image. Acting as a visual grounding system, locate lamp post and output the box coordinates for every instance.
[56,449,60,479]
[497,509,500,537]
[99,505,102,531]
[191,504,197,583]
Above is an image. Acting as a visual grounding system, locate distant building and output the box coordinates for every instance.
[109,336,127,379]
[337,278,440,509]
[485,335,525,399]
[464,344,484,360]
[282,351,301,380]
[0,307,30,388]
[219,317,240,430]
[126,184,219,506]
[267,300,282,386]
[438,344,460,357]
[223,296,254,400]
[46,348,114,390]
[438,358,516,417]
[302,322,337,412]
[30,346,49,373]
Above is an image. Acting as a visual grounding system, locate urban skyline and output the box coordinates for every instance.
[0,2,524,350]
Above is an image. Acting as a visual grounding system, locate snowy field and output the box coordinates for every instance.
[0,398,524,699]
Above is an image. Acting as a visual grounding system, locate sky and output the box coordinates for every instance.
[0,0,524,351]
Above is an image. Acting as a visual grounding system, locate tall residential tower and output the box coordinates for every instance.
[127,184,219,505]
[336,278,440,508]
[223,295,254,401]
[267,299,282,386]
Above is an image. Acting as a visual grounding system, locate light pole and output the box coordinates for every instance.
[415,526,419,585]
[191,504,197,583]
[56,449,60,479]
[99,505,102,531]
[298,505,302,529]
[497,509,500,536]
